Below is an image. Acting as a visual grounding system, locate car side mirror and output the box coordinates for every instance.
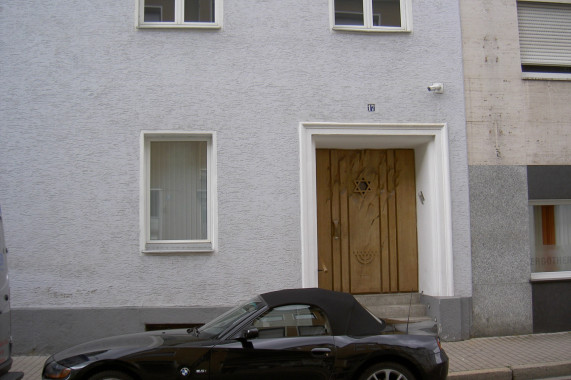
[241,327,259,340]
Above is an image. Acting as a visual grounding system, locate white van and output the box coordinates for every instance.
[0,205,12,376]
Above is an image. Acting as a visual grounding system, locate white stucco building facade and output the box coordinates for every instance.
[1,0,472,353]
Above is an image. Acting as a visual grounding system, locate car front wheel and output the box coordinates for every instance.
[359,362,416,380]
[87,370,135,380]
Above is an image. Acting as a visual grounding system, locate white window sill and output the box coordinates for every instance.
[143,249,214,254]
[332,26,411,33]
[522,72,571,81]
[143,241,214,254]
[531,271,571,282]
[137,23,221,30]
[518,0,571,4]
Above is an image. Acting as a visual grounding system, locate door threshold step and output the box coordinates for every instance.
[354,293,421,306]
[364,304,427,318]
[383,316,434,324]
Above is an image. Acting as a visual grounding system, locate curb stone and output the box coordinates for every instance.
[447,368,512,380]
[0,373,24,380]
[447,361,571,380]
[512,361,571,380]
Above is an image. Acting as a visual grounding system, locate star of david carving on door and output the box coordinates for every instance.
[354,178,373,196]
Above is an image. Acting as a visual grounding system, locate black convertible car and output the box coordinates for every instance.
[43,288,448,380]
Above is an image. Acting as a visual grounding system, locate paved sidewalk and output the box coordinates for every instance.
[8,332,571,379]
[10,356,48,380]
[442,332,571,379]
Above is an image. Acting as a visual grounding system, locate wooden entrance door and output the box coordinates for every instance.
[316,149,418,294]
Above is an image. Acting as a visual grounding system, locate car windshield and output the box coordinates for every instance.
[198,296,265,337]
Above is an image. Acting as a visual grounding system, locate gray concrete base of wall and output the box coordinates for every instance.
[421,294,472,341]
[11,307,230,355]
[13,297,473,354]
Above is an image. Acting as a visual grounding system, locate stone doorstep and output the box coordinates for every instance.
[354,293,430,320]
[364,304,428,318]
[354,293,421,306]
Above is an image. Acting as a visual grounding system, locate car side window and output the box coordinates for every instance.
[252,304,332,339]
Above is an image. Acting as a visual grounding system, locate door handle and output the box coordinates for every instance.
[333,220,340,240]
[311,348,331,358]
[318,264,328,273]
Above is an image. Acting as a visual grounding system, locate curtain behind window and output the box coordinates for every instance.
[150,141,207,241]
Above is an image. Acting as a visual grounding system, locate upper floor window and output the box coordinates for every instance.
[517,1,571,79]
[138,0,222,28]
[331,0,412,32]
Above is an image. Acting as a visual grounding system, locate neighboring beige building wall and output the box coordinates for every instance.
[460,0,571,166]
[460,0,571,337]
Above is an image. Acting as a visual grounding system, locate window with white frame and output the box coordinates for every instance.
[142,133,215,253]
[529,202,571,274]
[331,0,412,32]
[517,1,571,77]
[138,0,221,28]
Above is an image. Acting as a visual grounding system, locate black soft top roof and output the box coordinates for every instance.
[259,288,385,336]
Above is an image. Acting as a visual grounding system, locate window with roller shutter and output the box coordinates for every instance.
[517,1,571,79]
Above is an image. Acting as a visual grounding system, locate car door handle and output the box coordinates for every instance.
[311,348,331,358]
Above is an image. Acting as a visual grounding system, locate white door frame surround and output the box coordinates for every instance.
[299,122,454,297]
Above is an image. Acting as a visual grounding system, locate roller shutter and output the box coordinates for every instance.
[517,2,571,68]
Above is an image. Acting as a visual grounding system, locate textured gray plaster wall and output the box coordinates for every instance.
[469,166,532,337]
[1,0,473,352]
[1,0,470,310]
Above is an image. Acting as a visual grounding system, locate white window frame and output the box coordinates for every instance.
[140,131,217,254]
[137,0,222,29]
[517,0,571,80]
[329,0,412,33]
[529,199,571,282]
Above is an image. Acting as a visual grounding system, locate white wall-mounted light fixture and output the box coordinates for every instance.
[427,83,444,94]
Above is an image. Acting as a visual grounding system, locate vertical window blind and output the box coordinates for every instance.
[150,141,207,241]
